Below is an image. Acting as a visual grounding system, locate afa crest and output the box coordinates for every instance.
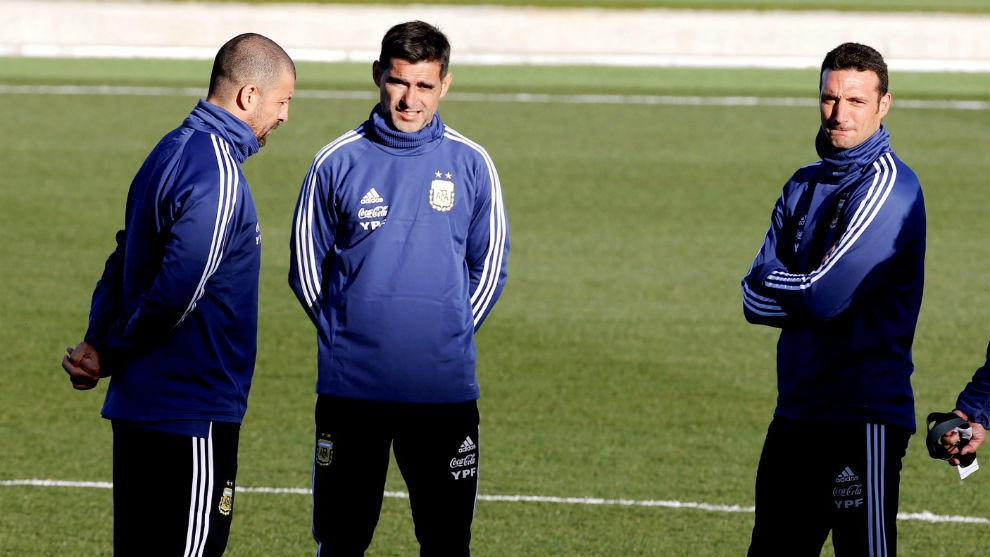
[429,178,455,212]
[218,481,234,516]
[316,436,333,466]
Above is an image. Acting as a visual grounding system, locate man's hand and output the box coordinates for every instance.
[62,341,101,390]
[944,410,985,466]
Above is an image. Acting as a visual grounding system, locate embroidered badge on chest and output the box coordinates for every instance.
[429,170,455,212]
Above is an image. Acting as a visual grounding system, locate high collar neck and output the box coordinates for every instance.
[183,100,260,163]
[365,105,445,151]
[815,125,890,182]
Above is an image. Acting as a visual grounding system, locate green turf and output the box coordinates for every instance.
[3,58,989,100]
[196,0,990,14]
[2,59,990,555]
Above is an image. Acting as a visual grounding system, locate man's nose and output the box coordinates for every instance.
[401,86,417,107]
[830,100,845,122]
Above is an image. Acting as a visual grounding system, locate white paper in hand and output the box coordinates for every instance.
[958,456,979,480]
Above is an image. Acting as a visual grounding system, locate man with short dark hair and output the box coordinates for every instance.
[741,42,925,556]
[289,20,508,556]
[62,33,294,556]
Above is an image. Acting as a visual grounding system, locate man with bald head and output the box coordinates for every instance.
[61,33,294,556]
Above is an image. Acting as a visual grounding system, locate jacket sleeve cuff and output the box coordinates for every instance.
[956,396,989,429]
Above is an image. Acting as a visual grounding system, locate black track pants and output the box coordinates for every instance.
[312,395,480,557]
[748,417,910,557]
[112,421,240,557]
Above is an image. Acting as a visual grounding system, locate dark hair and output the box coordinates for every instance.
[820,42,888,95]
[208,33,295,99]
[379,21,451,77]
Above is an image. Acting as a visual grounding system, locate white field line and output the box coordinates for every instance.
[3,478,988,525]
[1,84,987,111]
[5,45,990,74]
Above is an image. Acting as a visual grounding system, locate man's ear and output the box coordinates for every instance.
[236,84,261,111]
[439,72,453,99]
[372,60,383,87]
[877,91,891,119]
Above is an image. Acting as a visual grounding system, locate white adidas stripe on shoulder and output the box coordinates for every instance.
[293,129,364,309]
[177,134,238,326]
[765,153,897,292]
[443,128,507,327]
[806,153,898,283]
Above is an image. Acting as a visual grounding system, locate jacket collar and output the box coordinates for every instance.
[183,100,260,163]
[363,104,445,153]
[814,125,890,184]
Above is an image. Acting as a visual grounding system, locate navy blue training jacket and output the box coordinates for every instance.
[742,126,925,431]
[956,346,990,428]
[85,100,262,436]
[289,107,509,403]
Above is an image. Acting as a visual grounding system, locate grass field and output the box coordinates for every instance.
[2,58,990,555]
[216,0,990,14]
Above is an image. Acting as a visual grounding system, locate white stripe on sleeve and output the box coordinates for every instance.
[443,129,507,327]
[292,129,363,308]
[742,283,787,317]
[177,135,238,325]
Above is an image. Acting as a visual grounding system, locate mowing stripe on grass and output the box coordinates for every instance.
[4,478,988,524]
[1,84,987,111]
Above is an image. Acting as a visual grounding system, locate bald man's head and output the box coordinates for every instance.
[208,33,295,102]
[207,34,296,147]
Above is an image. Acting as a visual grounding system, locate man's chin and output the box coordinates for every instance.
[254,123,279,148]
[825,132,855,150]
[390,111,425,133]
[393,121,420,133]
[256,129,273,148]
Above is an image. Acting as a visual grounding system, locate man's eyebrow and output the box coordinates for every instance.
[386,75,436,88]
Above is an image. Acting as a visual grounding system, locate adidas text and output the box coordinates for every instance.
[360,188,384,204]
[458,436,476,453]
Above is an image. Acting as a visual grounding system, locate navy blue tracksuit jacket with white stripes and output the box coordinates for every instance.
[85,100,262,435]
[742,126,925,431]
[289,107,509,403]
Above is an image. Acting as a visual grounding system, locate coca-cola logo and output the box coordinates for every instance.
[449,454,477,469]
[358,205,388,219]
[832,484,862,497]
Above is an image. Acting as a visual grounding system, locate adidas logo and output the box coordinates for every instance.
[360,188,384,205]
[835,466,859,483]
[458,436,476,454]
